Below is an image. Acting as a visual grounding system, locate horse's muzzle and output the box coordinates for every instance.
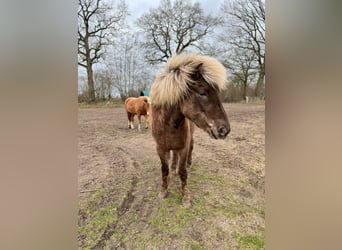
[218,125,230,138]
[207,123,230,139]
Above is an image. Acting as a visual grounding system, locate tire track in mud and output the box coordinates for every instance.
[117,175,138,216]
[92,176,138,250]
[91,147,141,250]
[115,146,141,216]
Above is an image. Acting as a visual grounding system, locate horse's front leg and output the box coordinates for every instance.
[187,123,195,168]
[170,150,179,176]
[126,112,131,128]
[177,148,191,208]
[156,146,170,199]
[130,114,135,129]
[187,138,194,168]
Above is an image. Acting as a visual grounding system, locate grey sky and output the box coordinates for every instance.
[79,0,225,75]
[125,0,224,23]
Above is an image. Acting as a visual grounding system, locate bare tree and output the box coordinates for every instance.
[225,48,257,99]
[105,30,157,100]
[221,0,265,97]
[78,0,127,102]
[137,0,221,64]
[94,68,113,100]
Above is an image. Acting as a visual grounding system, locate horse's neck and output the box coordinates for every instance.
[154,106,186,129]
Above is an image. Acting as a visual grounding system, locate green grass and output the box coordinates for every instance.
[79,159,265,249]
[78,188,119,248]
[148,199,197,234]
[191,242,203,250]
[238,234,265,249]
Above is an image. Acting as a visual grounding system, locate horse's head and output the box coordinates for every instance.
[181,70,230,139]
[150,54,230,139]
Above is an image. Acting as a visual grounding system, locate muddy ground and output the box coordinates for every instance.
[78,103,265,249]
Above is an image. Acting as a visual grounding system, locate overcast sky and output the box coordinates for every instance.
[125,0,224,24]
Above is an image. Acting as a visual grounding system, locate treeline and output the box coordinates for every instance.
[78,0,265,103]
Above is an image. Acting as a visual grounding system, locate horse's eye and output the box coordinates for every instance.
[199,92,207,97]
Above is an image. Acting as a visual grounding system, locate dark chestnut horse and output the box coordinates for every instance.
[150,54,230,208]
[125,96,151,131]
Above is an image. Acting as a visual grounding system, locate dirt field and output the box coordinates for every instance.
[78,103,265,249]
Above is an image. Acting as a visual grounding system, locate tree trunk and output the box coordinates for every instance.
[254,63,265,97]
[87,64,95,102]
[243,81,247,100]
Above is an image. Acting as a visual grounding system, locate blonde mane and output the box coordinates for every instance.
[150,54,227,107]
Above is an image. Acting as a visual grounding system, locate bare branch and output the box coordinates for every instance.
[78,0,127,101]
[136,0,220,64]
[219,0,265,97]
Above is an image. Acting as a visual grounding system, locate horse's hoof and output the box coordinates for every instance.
[182,197,191,208]
[158,191,168,199]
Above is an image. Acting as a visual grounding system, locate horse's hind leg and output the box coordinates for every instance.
[156,146,170,199]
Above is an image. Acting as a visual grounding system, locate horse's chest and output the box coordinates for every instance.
[152,108,191,150]
[153,122,189,150]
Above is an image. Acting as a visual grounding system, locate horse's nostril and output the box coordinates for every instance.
[219,127,226,135]
[219,126,230,137]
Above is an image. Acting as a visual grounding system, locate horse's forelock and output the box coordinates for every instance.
[150,54,227,107]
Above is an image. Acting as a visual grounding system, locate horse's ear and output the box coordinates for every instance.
[192,63,203,81]
[197,63,203,70]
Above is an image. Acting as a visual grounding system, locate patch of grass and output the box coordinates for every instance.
[251,202,265,218]
[137,181,145,187]
[191,241,203,250]
[188,162,249,219]
[148,195,197,234]
[240,177,249,184]
[210,201,247,219]
[193,173,228,187]
[78,188,119,248]
[237,234,265,249]
[188,162,230,190]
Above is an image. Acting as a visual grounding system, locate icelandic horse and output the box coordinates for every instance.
[150,54,230,208]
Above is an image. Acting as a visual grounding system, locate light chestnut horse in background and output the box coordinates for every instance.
[125,96,151,132]
[150,54,230,208]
